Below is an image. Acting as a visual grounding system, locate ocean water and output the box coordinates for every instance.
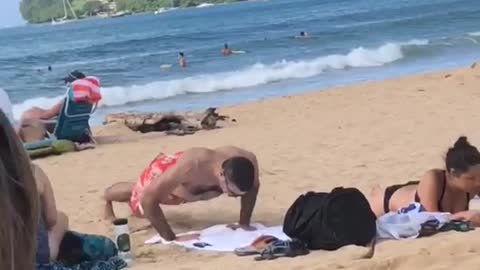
[1,0,480,125]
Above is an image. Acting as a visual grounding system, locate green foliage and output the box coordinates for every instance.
[20,0,245,24]
[20,0,66,23]
[73,0,105,16]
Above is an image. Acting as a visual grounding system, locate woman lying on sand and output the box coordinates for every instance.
[368,136,480,226]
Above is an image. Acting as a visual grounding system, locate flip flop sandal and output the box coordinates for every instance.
[254,239,309,261]
[439,220,475,232]
[419,219,440,237]
[234,235,279,256]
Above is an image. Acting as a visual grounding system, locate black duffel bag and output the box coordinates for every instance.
[283,187,377,251]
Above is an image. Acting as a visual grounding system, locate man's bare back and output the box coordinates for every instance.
[103,146,260,241]
[165,146,258,202]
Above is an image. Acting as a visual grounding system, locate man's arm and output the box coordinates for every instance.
[42,100,64,120]
[239,154,260,226]
[140,158,192,241]
[239,183,259,225]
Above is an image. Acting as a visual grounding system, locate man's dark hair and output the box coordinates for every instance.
[222,156,255,192]
[445,136,480,176]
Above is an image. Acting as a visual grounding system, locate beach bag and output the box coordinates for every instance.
[282,187,377,250]
[69,76,102,104]
[57,231,118,266]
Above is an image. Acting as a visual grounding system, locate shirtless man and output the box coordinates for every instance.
[222,43,233,56]
[103,146,260,241]
[178,52,187,68]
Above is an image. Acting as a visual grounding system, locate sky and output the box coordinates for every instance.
[0,0,25,28]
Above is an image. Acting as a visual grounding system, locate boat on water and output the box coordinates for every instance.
[196,3,215,8]
[51,0,77,25]
[111,11,132,18]
[154,0,177,14]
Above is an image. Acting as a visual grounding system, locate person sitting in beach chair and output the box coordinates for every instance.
[19,72,101,143]
[20,70,87,124]
[368,136,480,226]
[103,146,260,241]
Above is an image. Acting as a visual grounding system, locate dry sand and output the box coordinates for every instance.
[35,64,480,270]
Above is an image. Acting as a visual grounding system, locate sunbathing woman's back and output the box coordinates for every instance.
[368,136,480,221]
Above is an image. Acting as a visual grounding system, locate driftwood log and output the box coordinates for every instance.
[103,107,232,134]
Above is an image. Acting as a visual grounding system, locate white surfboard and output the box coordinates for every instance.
[160,64,172,70]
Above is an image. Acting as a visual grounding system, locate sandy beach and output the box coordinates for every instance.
[35,64,480,270]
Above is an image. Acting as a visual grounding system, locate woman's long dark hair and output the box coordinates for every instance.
[0,110,39,270]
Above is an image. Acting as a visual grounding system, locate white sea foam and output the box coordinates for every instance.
[468,31,480,37]
[12,39,428,119]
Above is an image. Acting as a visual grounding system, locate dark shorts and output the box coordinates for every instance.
[383,181,419,213]
[36,221,50,264]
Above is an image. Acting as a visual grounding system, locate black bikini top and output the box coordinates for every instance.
[414,171,470,212]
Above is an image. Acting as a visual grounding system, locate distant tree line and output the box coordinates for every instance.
[20,0,244,24]
[116,0,241,12]
[20,0,108,23]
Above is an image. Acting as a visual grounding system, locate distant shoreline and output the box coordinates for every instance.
[23,0,247,25]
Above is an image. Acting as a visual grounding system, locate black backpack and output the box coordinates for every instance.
[282,187,377,251]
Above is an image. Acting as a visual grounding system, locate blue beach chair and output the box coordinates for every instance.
[49,94,96,143]
[24,93,97,151]
[24,78,101,151]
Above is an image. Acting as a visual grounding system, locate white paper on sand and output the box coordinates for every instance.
[376,211,450,240]
[145,223,290,252]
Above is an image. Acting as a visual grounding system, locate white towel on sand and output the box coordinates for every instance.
[145,223,290,252]
[376,204,451,240]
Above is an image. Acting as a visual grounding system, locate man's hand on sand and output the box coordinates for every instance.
[227,223,257,231]
[175,233,200,242]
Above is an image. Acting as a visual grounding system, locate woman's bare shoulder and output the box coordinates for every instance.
[31,163,49,194]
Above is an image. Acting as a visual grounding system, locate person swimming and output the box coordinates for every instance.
[295,31,309,39]
[103,146,260,241]
[222,43,233,56]
[178,52,187,68]
[368,136,480,226]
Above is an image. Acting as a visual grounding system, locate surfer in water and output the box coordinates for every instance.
[178,52,187,68]
[222,43,233,56]
[295,31,310,39]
